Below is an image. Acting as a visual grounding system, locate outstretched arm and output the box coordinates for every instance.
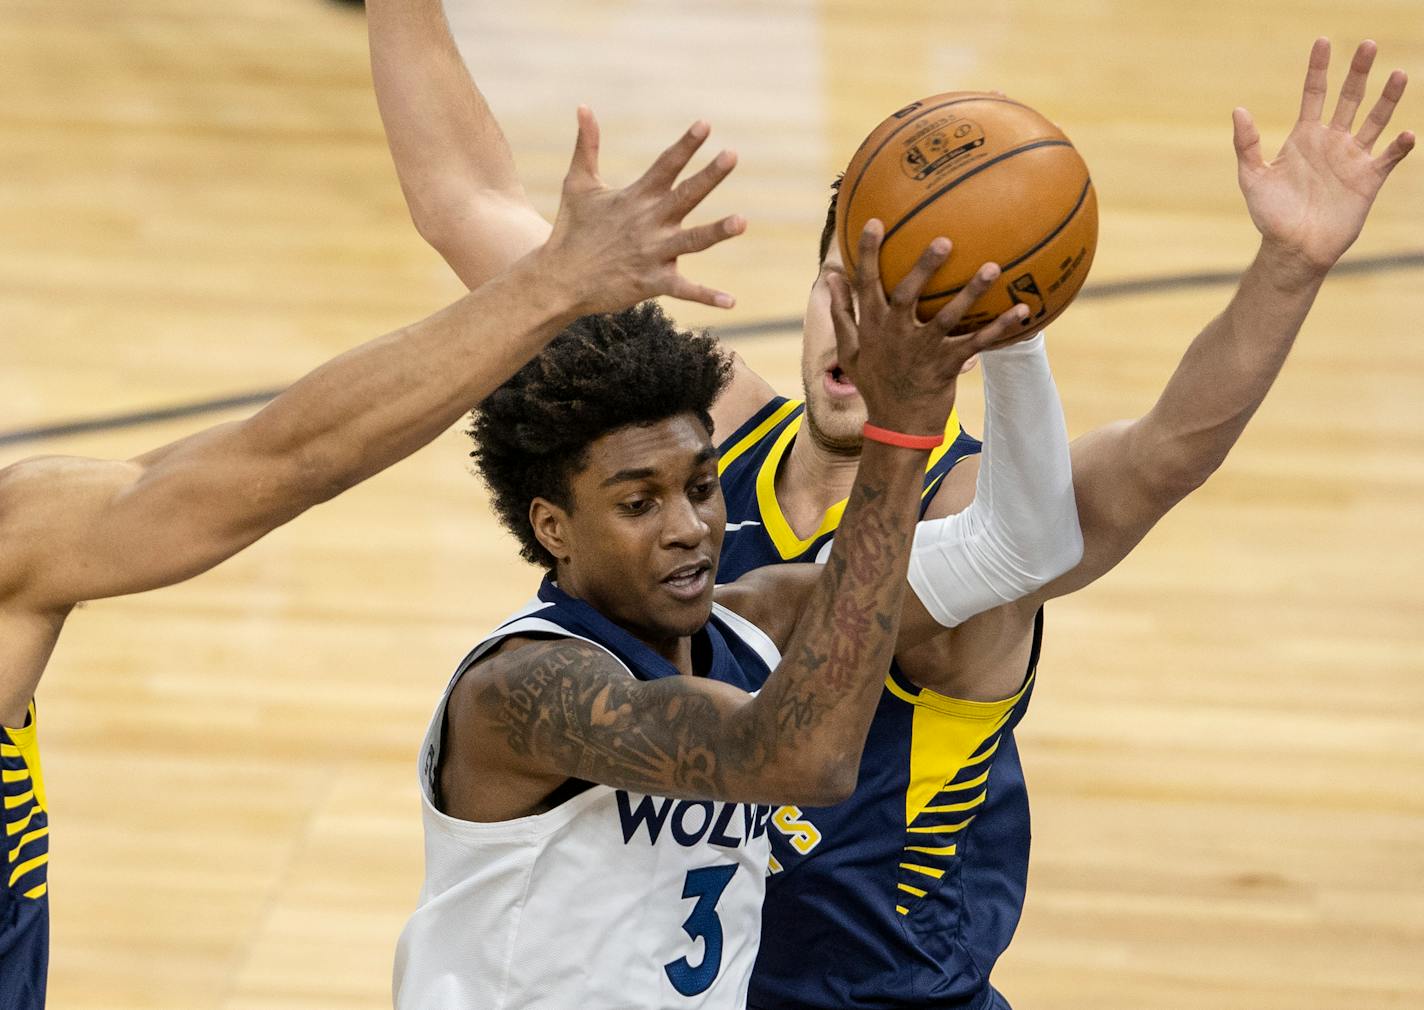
[367,0,549,287]
[0,110,744,724]
[1036,37,1413,601]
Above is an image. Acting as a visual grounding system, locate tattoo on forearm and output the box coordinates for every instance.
[479,642,765,799]
[475,453,922,805]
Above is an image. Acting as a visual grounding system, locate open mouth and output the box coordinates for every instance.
[824,363,859,396]
[661,561,712,601]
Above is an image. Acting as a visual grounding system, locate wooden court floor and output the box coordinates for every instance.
[3,0,1422,1006]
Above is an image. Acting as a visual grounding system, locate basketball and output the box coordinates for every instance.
[836,92,1098,334]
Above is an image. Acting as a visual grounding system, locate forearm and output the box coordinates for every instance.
[906,334,1082,631]
[368,0,522,222]
[1136,242,1325,493]
[224,252,577,513]
[737,443,929,803]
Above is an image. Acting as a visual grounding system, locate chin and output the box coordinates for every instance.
[803,399,867,453]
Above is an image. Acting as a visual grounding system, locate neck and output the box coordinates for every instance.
[774,420,865,537]
[551,570,698,675]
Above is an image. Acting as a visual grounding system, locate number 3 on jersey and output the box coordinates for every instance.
[664,864,739,997]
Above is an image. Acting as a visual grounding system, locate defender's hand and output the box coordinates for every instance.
[828,221,1031,437]
[1234,38,1413,278]
[537,107,745,316]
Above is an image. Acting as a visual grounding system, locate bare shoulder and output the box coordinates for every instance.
[0,455,139,602]
[709,348,780,443]
[714,563,821,652]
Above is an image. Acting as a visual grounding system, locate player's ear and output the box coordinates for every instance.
[530,497,573,564]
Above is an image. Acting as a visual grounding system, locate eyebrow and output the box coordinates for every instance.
[599,446,718,488]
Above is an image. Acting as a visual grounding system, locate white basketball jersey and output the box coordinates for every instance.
[394,581,781,1010]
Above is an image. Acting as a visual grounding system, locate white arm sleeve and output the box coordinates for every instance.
[906,333,1083,627]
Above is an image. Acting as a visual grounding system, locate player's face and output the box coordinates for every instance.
[554,414,726,649]
[800,243,870,453]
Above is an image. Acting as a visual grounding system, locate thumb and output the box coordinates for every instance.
[1232,107,1266,175]
[564,105,602,192]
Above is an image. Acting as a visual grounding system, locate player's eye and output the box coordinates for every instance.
[689,479,717,501]
[619,498,654,516]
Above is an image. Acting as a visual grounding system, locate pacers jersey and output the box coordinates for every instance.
[394,577,781,1010]
[717,398,1038,1010]
[2,702,50,1010]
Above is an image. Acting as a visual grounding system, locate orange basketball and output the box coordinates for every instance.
[836,92,1098,334]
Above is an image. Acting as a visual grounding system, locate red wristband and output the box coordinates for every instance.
[861,422,945,450]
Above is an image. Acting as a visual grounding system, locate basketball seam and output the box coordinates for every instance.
[839,95,1035,276]
[881,139,1075,252]
[917,176,1094,303]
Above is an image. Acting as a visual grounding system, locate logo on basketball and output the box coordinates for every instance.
[900,118,985,181]
[1007,273,1046,320]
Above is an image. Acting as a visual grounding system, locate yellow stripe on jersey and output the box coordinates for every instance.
[2,703,46,814]
[899,863,945,879]
[904,844,957,857]
[896,671,1035,827]
[897,883,928,898]
[9,852,47,888]
[753,406,964,561]
[9,826,48,863]
[4,790,34,811]
[24,882,47,900]
[718,399,802,476]
[6,806,41,836]
[922,791,989,814]
[2,769,30,784]
[907,818,975,835]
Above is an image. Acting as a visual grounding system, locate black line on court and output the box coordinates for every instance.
[4,249,1423,450]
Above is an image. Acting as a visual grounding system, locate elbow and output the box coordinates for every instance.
[1140,454,1220,510]
[786,753,858,807]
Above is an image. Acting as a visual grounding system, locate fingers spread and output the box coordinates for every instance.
[1357,68,1408,151]
[565,105,603,191]
[890,238,951,309]
[1299,37,1331,123]
[1232,107,1265,173]
[1329,39,1377,131]
[1376,129,1417,175]
[666,275,735,310]
[673,214,747,257]
[667,150,738,220]
[633,121,711,194]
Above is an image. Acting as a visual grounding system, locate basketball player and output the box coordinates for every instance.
[0,110,744,1010]
[394,220,1083,1007]
[368,8,1414,1007]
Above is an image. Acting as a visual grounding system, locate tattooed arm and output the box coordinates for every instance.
[441,227,1033,823]
[443,444,929,822]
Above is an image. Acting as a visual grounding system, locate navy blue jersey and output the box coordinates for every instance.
[716,398,1040,1010]
[485,576,777,695]
[2,702,50,1010]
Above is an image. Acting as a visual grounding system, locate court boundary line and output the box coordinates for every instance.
[4,249,1422,449]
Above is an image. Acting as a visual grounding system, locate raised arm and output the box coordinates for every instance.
[0,110,744,724]
[1035,37,1412,601]
[367,0,549,287]
[366,0,780,434]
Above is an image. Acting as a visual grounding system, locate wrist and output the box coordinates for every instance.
[521,244,596,326]
[1254,238,1331,295]
[862,420,944,451]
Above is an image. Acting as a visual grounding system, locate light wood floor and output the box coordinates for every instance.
[3,0,1422,1006]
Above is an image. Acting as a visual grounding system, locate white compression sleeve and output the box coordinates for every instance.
[906,333,1082,627]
